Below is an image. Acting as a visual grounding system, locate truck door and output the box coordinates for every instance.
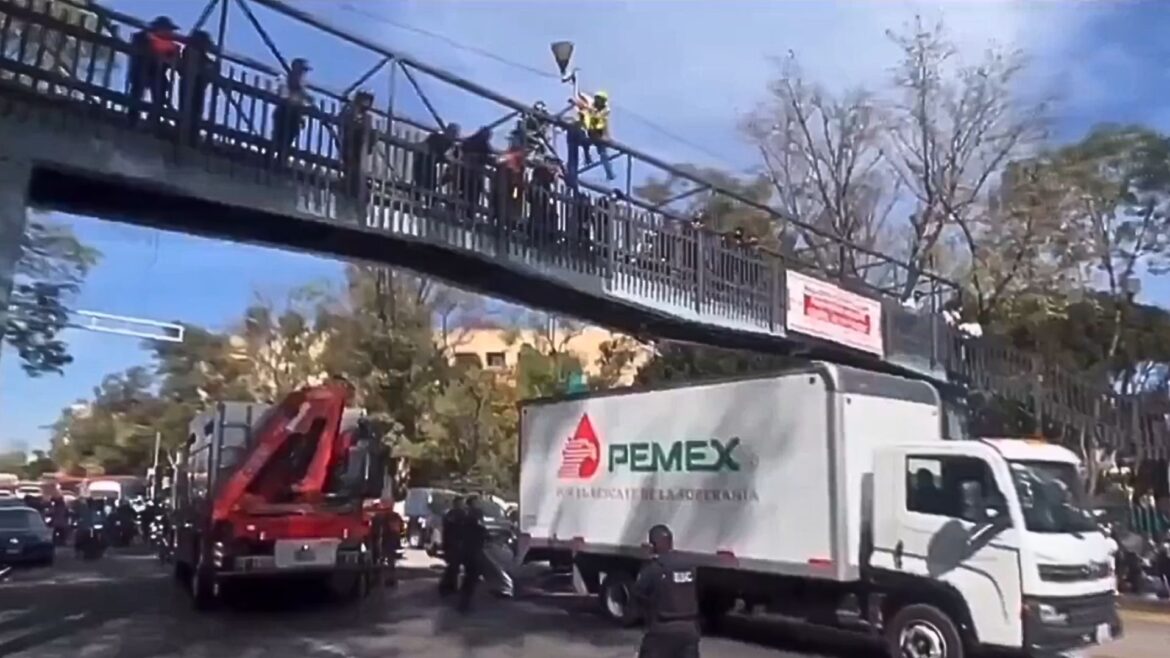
[871,447,1023,649]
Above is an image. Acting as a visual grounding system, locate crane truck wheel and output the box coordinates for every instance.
[885,604,964,658]
[598,572,640,628]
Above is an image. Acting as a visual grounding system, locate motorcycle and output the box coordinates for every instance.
[74,524,107,560]
[110,515,135,548]
[149,517,173,563]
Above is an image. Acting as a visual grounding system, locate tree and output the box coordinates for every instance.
[417,363,518,490]
[744,52,899,281]
[5,216,100,376]
[238,283,337,400]
[883,17,1049,299]
[589,335,644,389]
[48,366,164,475]
[149,324,253,457]
[636,165,777,244]
[1040,126,1170,360]
[958,159,1079,324]
[321,266,451,452]
[22,449,57,479]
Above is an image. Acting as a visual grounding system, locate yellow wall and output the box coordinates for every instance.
[441,325,650,384]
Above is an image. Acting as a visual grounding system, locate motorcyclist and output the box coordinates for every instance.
[73,498,106,557]
[107,498,136,546]
[48,496,70,545]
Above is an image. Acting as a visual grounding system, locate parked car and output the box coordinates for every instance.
[0,506,54,566]
[402,487,458,549]
[425,495,516,557]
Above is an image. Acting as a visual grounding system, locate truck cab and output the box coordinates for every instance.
[870,438,1118,657]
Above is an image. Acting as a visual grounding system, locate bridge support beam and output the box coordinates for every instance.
[0,157,30,362]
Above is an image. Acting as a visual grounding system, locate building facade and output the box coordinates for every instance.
[442,324,651,385]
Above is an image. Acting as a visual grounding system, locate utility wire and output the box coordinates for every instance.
[325,1,743,170]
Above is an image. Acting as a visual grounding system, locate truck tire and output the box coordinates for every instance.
[599,572,640,627]
[886,604,964,658]
[699,592,736,633]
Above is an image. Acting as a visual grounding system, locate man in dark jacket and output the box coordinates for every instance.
[412,123,460,209]
[457,495,487,612]
[438,496,465,597]
[632,524,700,658]
[338,89,376,212]
[177,29,217,145]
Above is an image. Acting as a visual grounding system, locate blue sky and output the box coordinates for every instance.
[4,0,1170,450]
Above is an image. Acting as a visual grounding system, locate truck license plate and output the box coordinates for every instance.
[5,547,19,555]
[1096,623,1111,643]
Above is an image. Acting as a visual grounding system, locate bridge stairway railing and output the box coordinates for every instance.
[0,0,1165,457]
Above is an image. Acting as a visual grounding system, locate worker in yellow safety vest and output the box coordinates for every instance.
[566,90,615,186]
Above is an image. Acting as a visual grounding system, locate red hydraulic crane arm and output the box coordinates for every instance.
[290,390,350,498]
[211,381,350,522]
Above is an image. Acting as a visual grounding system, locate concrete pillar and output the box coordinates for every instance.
[0,157,31,354]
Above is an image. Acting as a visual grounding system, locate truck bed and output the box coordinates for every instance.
[518,362,943,582]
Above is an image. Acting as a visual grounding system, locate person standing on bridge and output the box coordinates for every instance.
[177,29,217,147]
[412,122,459,212]
[126,16,181,129]
[271,57,313,164]
[566,90,616,186]
[448,126,494,226]
[338,89,376,214]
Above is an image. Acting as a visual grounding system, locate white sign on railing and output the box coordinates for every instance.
[786,271,884,356]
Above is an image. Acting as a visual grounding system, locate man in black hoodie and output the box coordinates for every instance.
[438,496,465,597]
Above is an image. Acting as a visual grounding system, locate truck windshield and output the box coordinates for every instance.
[1008,461,1097,534]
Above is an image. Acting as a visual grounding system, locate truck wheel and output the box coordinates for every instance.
[886,604,964,658]
[599,572,639,627]
[699,592,736,633]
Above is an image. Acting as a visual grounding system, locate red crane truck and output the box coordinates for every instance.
[171,380,399,610]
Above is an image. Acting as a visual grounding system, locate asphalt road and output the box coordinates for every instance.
[0,548,1164,658]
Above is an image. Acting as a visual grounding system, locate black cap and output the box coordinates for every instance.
[149,16,178,30]
[291,57,312,72]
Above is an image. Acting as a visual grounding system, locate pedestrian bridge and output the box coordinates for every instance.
[0,0,1162,455]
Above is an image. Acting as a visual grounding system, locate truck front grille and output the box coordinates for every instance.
[1038,562,1112,583]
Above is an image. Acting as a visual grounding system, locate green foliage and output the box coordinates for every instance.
[636,164,776,244]
[5,216,100,376]
[0,448,55,480]
[49,366,164,476]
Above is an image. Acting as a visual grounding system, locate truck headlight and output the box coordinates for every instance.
[1035,602,1069,626]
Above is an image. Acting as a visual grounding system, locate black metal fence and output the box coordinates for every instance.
[0,0,1165,457]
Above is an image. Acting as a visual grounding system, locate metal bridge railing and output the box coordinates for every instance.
[0,0,1165,456]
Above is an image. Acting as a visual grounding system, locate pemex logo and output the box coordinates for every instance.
[558,414,601,480]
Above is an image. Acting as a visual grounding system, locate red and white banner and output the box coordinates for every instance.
[785,271,884,356]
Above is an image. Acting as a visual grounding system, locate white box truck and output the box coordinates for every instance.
[517,362,1120,658]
